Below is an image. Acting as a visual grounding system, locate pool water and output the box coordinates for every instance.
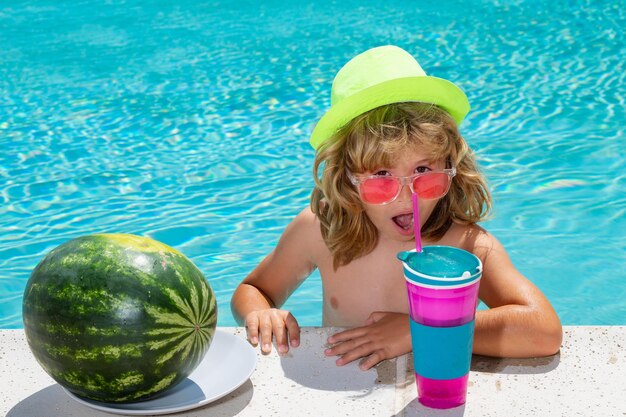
[1,0,624,328]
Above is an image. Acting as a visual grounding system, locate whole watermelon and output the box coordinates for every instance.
[22,233,217,403]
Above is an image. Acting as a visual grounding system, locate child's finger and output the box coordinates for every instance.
[333,341,374,366]
[327,326,367,344]
[325,335,366,358]
[259,315,274,353]
[285,312,300,348]
[245,315,260,346]
[270,314,289,355]
[358,351,384,371]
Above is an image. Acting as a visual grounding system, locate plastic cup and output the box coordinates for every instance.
[397,246,482,409]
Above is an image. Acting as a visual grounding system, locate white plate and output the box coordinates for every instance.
[64,330,256,415]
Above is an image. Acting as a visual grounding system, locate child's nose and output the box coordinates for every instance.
[396,182,414,202]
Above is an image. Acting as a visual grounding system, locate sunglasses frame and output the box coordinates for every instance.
[347,167,457,205]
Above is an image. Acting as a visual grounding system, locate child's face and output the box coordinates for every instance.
[359,148,447,243]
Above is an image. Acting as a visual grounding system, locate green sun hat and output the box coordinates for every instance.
[309,45,471,150]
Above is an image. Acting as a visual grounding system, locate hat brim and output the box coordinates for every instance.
[309,76,470,149]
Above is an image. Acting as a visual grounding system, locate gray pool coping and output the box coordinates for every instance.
[1,326,625,416]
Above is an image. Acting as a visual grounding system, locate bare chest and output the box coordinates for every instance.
[317,248,410,327]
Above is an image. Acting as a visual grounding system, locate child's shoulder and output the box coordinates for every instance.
[441,221,504,258]
[279,207,326,255]
[290,207,320,230]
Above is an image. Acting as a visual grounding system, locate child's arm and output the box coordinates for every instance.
[471,230,563,357]
[231,208,318,355]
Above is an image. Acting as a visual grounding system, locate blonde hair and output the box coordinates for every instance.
[311,102,491,270]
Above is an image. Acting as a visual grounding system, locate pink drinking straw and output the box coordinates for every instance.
[412,192,422,253]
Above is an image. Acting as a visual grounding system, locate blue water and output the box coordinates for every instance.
[1,0,624,328]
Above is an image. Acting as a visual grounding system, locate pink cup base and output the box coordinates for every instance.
[416,373,468,409]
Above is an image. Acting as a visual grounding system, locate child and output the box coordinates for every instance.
[231,45,562,370]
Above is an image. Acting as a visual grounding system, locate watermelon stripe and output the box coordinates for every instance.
[146,329,191,351]
[120,373,177,402]
[185,289,199,323]
[62,370,145,395]
[146,306,195,327]
[145,327,193,336]
[155,333,195,365]
[194,332,210,360]
[85,326,126,337]
[165,288,196,323]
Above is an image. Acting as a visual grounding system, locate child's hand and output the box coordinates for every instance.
[244,308,300,355]
[324,312,411,370]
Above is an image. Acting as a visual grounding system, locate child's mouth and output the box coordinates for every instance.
[392,214,414,232]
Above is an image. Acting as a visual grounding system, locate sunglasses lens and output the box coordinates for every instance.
[413,173,450,199]
[360,177,399,204]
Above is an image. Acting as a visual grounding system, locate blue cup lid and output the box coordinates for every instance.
[397,246,482,288]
